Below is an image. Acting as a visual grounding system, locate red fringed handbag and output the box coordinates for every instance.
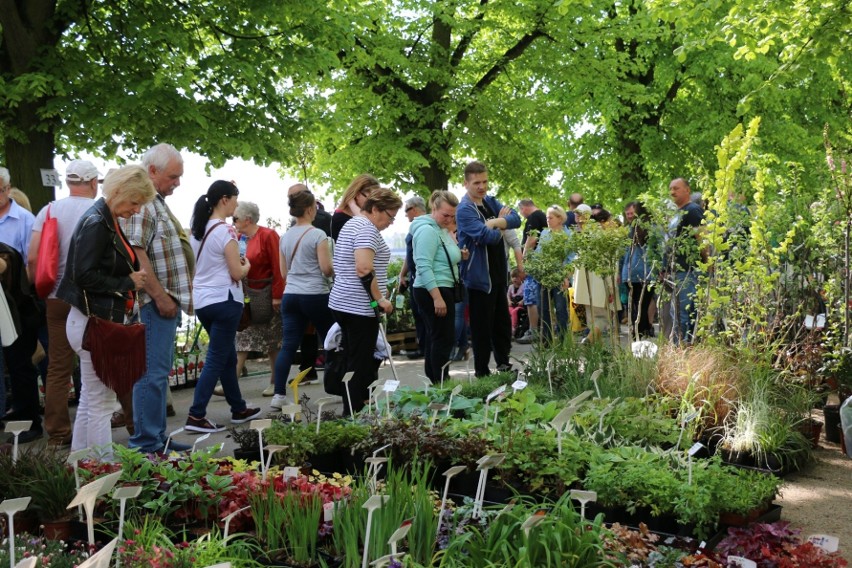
[81,292,146,397]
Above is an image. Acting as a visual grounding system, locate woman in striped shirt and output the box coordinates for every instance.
[328,187,402,414]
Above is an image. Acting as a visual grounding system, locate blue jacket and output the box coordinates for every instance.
[457,194,521,293]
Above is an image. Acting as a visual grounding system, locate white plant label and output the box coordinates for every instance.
[283,466,300,480]
[323,501,335,522]
[688,442,704,457]
[681,410,700,425]
[486,384,507,403]
[807,534,839,553]
[383,380,401,392]
[727,557,757,568]
[511,379,528,391]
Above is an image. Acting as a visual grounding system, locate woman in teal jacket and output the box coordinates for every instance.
[411,190,462,384]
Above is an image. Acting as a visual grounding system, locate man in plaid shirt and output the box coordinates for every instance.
[120,143,195,454]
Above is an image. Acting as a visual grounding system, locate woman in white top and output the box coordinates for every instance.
[270,189,334,410]
[186,181,261,433]
[328,187,402,414]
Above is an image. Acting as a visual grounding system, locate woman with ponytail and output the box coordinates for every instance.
[185,180,260,433]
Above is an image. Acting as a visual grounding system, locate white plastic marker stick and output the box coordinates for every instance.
[484,385,507,425]
[165,427,185,454]
[569,490,597,520]
[378,322,399,382]
[567,390,595,407]
[388,518,413,557]
[77,537,118,568]
[590,368,603,398]
[365,457,388,495]
[67,448,90,519]
[191,433,211,453]
[383,380,400,416]
[428,403,449,427]
[597,397,620,434]
[362,495,390,568]
[511,379,528,393]
[201,564,232,568]
[113,486,142,568]
[222,506,251,539]
[15,557,38,568]
[687,442,704,485]
[546,355,556,395]
[437,465,466,537]
[472,454,507,519]
[315,397,338,434]
[440,361,452,388]
[419,377,431,395]
[280,404,302,424]
[67,470,122,546]
[674,410,700,453]
[263,445,289,481]
[0,497,31,568]
[522,509,547,538]
[550,407,577,455]
[5,420,32,464]
[341,371,355,419]
[250,419,273,473]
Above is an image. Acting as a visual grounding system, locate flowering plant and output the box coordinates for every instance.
[0,535,90,568]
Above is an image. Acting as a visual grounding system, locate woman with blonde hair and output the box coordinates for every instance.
[411,190,462,384]
[329,187,402,414]
[331,173,380,241]
[57,165,155,451]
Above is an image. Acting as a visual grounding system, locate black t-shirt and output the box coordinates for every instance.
[330,209,352,242]
[477,202,507,287]
[522,209,547,246]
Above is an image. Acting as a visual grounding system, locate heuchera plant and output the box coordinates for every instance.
[716,521,848,567]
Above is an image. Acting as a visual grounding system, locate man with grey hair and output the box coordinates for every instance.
[119,144,194,453]
[0,165,42,442]
[27,160,98,448]
[400,195,428,358]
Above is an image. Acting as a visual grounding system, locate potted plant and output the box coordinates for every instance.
[228,425,263,462]
[29,453,78,540]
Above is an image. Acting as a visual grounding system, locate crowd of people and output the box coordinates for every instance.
[0,145,705,452]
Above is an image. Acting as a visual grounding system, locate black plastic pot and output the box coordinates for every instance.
[824,404,842,443]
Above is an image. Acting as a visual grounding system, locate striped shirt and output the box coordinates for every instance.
[329,215,389,317]
[120,194,193,314]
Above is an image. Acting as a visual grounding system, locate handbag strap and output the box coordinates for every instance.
[437,230,459,285]
[196,221,227,261]
[286,226,316,270]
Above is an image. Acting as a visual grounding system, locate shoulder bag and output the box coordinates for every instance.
[81,291,146,398]
[35,203,59,299]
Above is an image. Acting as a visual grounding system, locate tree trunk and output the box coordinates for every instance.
[4,100,57,212]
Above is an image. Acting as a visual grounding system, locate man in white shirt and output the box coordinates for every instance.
[27,160,99,448]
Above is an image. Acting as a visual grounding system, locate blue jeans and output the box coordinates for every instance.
[190,297,248,418]
[671,270,698,344]
[273,294,334,395]
[129,302,180,451]
[539,287,569,341]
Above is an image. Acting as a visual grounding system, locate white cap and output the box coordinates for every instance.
[65,160,101,183]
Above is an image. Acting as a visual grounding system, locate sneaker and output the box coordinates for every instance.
[162,439,193,452]
[516,330,535,344]
[186,415,225,433]
[262,384,275,397]
[213,385,225,396]
[166,404,176,418]
[231,407,262,424]
[270,394,292,410]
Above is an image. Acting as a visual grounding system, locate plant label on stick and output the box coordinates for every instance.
[388,518,413,556]
[486,385,507,403]
[382,380,400,392]
[323,501,335,522]
[688,442,704,457]
[511,379,528,392]
[806,534,839,553]
[727,557,757,568]
[568,390,594,407]
[681,410,700,426]
[521,509,547,537]
[283,466,300,480]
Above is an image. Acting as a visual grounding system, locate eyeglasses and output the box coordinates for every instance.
[384,210,396,223]
[404,207,413,213]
